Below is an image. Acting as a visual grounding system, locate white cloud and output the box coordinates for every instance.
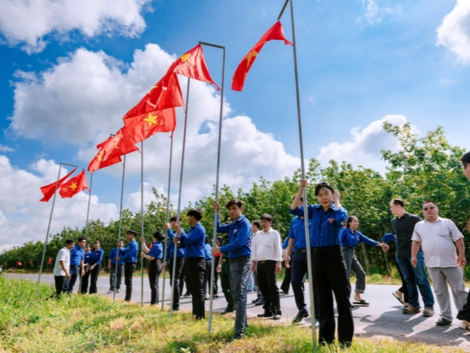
[0,0,150,53]
[0,155,118,251]
[317,115,411,170]
[437,0,470,64]
[361,0,393,25]
[0,145,14,152]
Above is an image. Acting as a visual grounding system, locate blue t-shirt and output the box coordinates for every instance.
[179,223,206,259]
[109,248,124,265]
[149,241,163,259]
[204,243,212,260]
[119,239,139,264]
[340,228,379,248]
[217,215,252,259]
[288,216,314,250]
[69,245,85,266]
[89,248,104,265]
[165,229,185,259]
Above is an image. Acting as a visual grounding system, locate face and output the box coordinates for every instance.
[117,241,124,248]
[187,215,196,226]
[252,223,259,232]
[66,242,75,250]
[126,233,134,241]
[316,188,333,207]
[85,245,91,253]
[216,239,221,246]
[349,217,359,229]
[227,204,243,220]
[94,242,100,250]
[389,201,401,215]
[78,239,86,248]
[422,202,438,220]
[260,219,272,231]
[462,163,470,182]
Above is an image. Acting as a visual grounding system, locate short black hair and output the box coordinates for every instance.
[260,214,273,222]
[315,181,334,196]
[461,152,470,168]
[65,239,75,245]
[226,199,243,209]
[152,231,165,242]
[391,198,405,208]
[170,216,177,222]
[187,208,203,221]
[127,230,137,237]
[422,200,437,208]
[252,220,261,229]
[78,237,86,242]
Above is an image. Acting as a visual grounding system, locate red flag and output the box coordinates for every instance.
[17,262,22,267]
[232,21,292,91]
[59,170,88,198]
[123,107,177,144]
[47,258,52,265]
[168,44,220,90]
[88,128,138,172]
[40,167,77,202]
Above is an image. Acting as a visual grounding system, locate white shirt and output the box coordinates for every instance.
[411,217,463,268]
[251,228,282,262]
[53,247,71,276]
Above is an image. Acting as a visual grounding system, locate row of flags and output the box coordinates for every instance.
[39,21,292,201]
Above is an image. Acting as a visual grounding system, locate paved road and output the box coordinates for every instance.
[6,273,470,350]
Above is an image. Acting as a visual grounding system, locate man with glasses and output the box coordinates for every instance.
[411,200,467,326]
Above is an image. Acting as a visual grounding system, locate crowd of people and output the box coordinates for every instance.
[48,151,470,346]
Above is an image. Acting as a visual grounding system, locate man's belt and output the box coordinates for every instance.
[229,256,250,263]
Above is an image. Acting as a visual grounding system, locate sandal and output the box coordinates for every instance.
[353,299,370,305]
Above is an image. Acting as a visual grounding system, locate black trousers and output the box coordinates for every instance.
[168,257,184,310]
[212,257,219,294]
[89,264,101,294]
[109,264,123,291]
[50,276,66,299]
[291,250,319,318]
[185,257,206,319]
[148,259,162,304]
[180,261,191,295]
[80,270,90,294]
[257,261,281,315]
[280,265,291,293]
[313,246,354,347]
[204,259,217,297]
[220,259,234,311]
[124,263,136,302]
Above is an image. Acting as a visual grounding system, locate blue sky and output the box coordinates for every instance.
[0,0,469,250]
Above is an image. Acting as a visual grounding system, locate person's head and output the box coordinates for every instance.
[84,244,91,253]
[117,240,124,248]
[205,235,210,244]
[344,216,359,230]
[216,236,223,247]
[226,199,243,220]
[292,195,304,206]
[461,152,470,181]
[186,208,203,226]
[169,216,180,227]
[93,240,100,250]
[252,220,261,233]
[152,231,165,242]
[77,237,87,248]
[224,215,232,225]
[315,182,335,207]
[65,239,75,250]
[389,198,405,216]
[260,214,273,232]
[126,230,137,241]
[421,200,439,222]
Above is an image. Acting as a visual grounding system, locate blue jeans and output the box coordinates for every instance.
[230,257,251,338]
[64,266,80,294]
[247,271,256,291]
[396,252,434,309]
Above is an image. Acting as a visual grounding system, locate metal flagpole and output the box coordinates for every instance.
[80,171,93,294]
[170,77,191,319]
[113,155,126,302]
[199,41,225,334]
[140,141,145,307]
[281,0,317,348]
[37,162,77,295]
[161,135,174,311]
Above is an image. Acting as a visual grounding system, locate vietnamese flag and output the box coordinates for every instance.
[168,44,220,90]
[40,167,77,202]
[232,21,292,92]
[123,107,177,144]
[59,170,88,198]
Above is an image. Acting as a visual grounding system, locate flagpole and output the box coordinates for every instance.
[199,41,225,334]
[170,77,191,319]
[161,135,174,311]
[37,162,77,296]
[80,171,93,294]
[113,155,126,302]
[140,141,145,307]
[281,0,317,348]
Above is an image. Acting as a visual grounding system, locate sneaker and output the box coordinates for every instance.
[423,308,435,317]
[292,310,309,324]
[107,290,113,294]
[436,318,452,326]
[255,300,265,306]
[402,306,420,314]
[252,298,260,304]
[257,312,273,318]
[272,314,281,320]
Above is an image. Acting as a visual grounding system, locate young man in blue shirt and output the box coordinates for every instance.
[64,237,86,294]
[107,240,124,294]
[172,209,206,319]
[116,230,139,302]
[141,231,165,305]
[212,199,252,341]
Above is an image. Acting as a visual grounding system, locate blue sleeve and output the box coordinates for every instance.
[382,233,396,244]
[181,227,205,245]
[288,220,295,239]
[95,249,104,264]
[282,238,289,249]
[340,228,348,245]
[119,245,131,261]
[220,220,251,253]
[216,216,231,233]
[165,242,171,260]
[357,231,379,247]
[334,206,348,224]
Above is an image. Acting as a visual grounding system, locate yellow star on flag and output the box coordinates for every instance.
[97,150,104,161]
[148,85,157,95]
[246,50,258,67]
[180,53,193,66]
[70,182,77,191]
[143,112,159,127]
[114,137,121,150]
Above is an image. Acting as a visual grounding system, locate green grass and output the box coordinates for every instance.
[0,276,464,353]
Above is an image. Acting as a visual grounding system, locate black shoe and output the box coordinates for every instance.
[252,298,260,304]
[272,314,281,320]
[257,312,273,318]
[255,300,265,306]
[228,335,242,343]
[436,318,452,326]
[292,310,309,324]
[183,292,191,297]
[221,308,234,315]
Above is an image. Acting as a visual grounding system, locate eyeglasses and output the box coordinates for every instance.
[422,206,436,211]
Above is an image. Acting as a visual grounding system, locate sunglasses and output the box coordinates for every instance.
[422,206,436,211]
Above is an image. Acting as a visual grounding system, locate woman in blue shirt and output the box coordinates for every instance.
[290,180,351,347]
[89,240,104,294]
[141,231,164,305]
[80,244,92,294]
[340,216,388,305]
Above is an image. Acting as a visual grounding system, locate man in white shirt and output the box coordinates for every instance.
[50,239,75,299]
[411,200,467,326]
[251,214,282,320]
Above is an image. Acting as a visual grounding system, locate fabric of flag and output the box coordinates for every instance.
[123,107,177,144]
[168,44,220,90]
[39,167,77,202]
[231,21,292,91]
[59,170,88,199]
